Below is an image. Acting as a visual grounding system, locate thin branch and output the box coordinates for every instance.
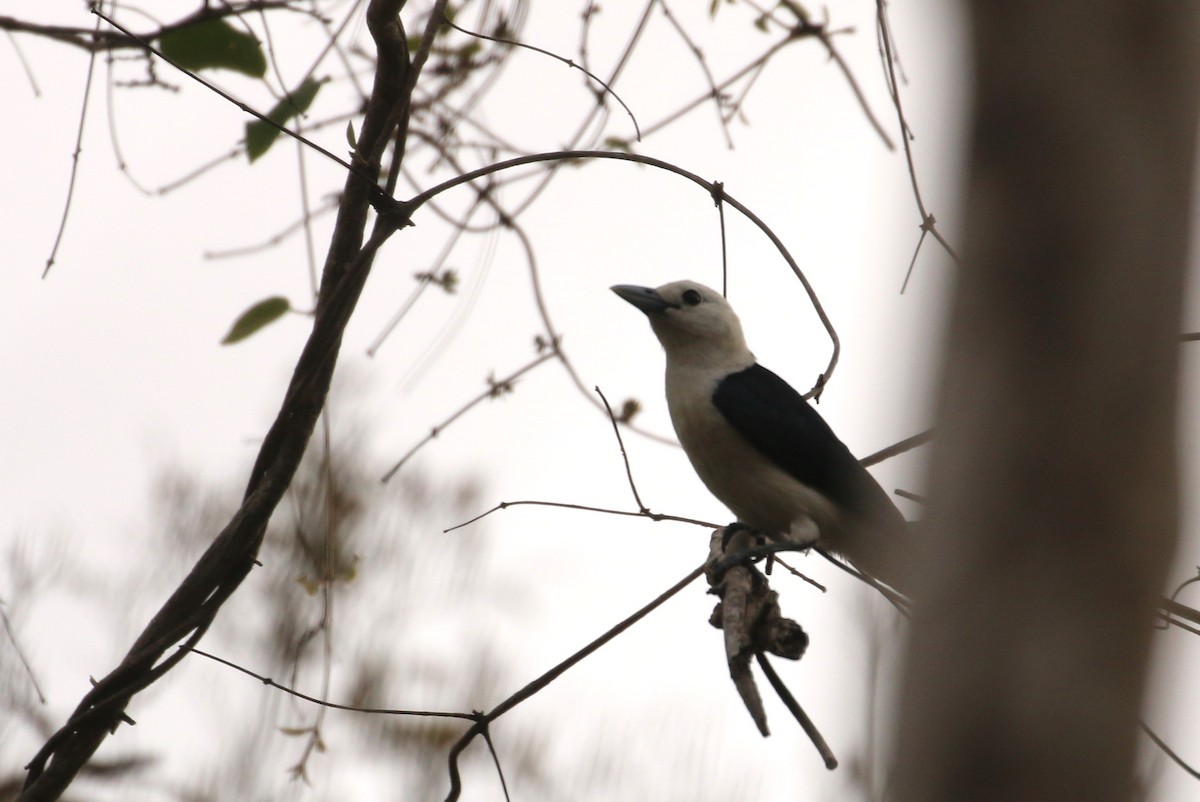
[1160,597,1200,630]
[396,140,680,444]
[0,601,45,703]
[1158,612,1200,638]
[0,2,310,52]
[899,224,928,294]
[638,37,792,140]
[770,557,827,592]
[1140,719,1200,780]
[874,0,958,269]
[594,386,649,512]
[396,149,840,396]
[188,647,475,719]
[381,350,557,483]
[479,726,512,802]
[443,499,718,533]
[658,0,734,149]
[815,546,910,614]
[712,181,730,297]
[443,16,641,141]
[363,237,470,357]
[103,41,157,197]
[443,561,709,802]
[43,8,102,277]
[92,8,379,189]
[755,651,838,769]
[155,146,243,195]
[205,196,340,260]
[773,3,895,151]
[4,29,41,95]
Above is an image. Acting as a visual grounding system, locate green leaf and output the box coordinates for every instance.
[244,78,323,162]
[221,296,290,344]
[158,18,266,78]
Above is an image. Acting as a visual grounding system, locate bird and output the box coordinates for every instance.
[612,280,908,589]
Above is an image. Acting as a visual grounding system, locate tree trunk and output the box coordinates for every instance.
[893,5,1200,801]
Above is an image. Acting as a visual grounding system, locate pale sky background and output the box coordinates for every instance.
[3,1,1200,800]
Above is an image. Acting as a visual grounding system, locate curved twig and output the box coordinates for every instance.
[443,16,640,141]
[595,386,649,512]
[444,499,718,533]
[1141,719,1200,780]
[393,149,840,396]
[860,428,933,467]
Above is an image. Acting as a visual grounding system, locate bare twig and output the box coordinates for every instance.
[206,196,341,260]
[711,181,730,297]
[814,546,910,614]
[400,150,840,396]
[594,386,648,512]
[91,9,376,189]
[444,499,718,533]
[4,29,41,95]
[443,561,709,802]
[860,428,933,467]
[0,601,45,703]
[658,0,735,149]
[381,351,557,483]
[0,2,307,51]
[777,2,895,151]
[443,16,640,141]
[770,557,828,592]
[365,223,475,357]
[755,651,837,769]
[479,725,512,802]
[188,647,475,720]
[1140,719,1200,780]
[43,8,101,277]
[874,0,958,272]
[1160,596,1200,630]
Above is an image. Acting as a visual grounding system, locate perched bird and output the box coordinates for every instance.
[612,280,907,588]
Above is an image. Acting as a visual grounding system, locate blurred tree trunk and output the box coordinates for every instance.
[893,5,1200,802]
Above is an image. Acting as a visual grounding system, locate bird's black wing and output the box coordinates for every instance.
[711,364,904,531]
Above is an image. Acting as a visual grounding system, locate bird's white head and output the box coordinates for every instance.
[611,280,754,371]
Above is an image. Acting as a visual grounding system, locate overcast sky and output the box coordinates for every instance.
[3,1,1200,800]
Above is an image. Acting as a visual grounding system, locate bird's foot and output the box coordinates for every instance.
[714,524,811,580]
[720,522,764,551]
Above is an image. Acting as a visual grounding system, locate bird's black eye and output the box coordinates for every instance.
[681,289,703,306]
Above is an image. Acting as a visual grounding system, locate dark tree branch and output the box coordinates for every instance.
[15,1,437,799]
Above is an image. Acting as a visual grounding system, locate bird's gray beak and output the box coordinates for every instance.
[611,284,672,315]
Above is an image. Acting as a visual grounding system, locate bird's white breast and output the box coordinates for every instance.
[664,364,840,543]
